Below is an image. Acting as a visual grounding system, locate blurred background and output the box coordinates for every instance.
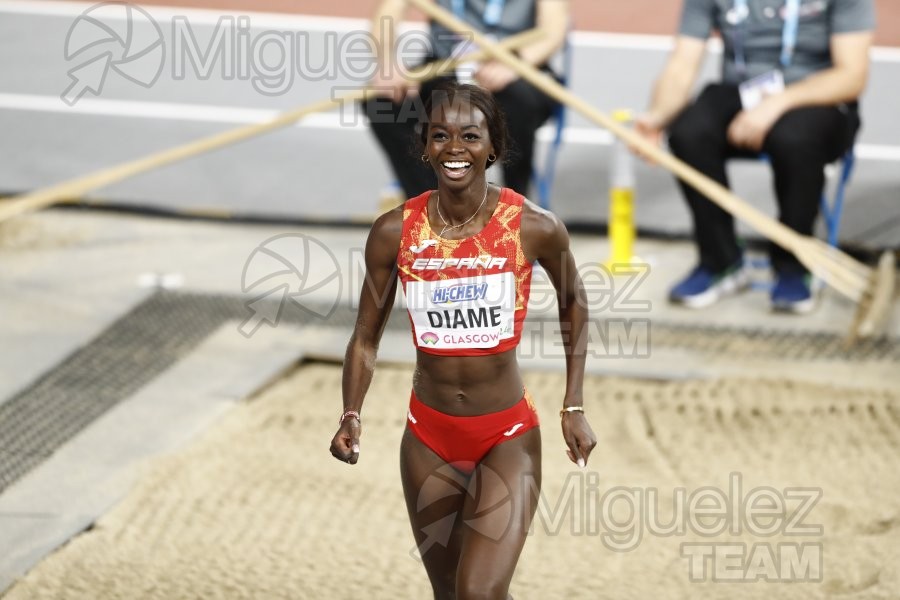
[1,0,897,248]
[0,1,898,598]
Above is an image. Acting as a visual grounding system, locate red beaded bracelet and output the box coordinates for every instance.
[339,410,361,425]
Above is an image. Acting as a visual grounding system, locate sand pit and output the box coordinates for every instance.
[4,363,899,599]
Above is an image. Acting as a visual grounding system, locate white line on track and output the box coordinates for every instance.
[2,92,899,161]
[1,0,898,61]
[0,93,368,130]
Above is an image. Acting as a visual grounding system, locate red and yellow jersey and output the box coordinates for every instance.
[396,187,533,356]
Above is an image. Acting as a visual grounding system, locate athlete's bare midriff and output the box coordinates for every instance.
[412,348,524,416]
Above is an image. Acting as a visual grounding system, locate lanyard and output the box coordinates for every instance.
[730,0,800,74]
[451,0,506,28]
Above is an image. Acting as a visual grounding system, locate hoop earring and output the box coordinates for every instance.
[488,154,497,163]
[421,154,429,163]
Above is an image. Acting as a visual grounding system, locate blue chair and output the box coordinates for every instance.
[748,148,855,286]
[820,148,855,247]
[532,31,572,210]
[754,147,854,247]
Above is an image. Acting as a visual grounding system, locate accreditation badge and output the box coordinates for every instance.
[738,70,785,110]
[451,34,498,84]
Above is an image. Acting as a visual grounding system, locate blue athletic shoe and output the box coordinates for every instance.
[771,272,815,313]
[669,261,750,308]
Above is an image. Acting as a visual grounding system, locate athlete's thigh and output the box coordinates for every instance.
[399,427,469,594]
[455,427,542,597]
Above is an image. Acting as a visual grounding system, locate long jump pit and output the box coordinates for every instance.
[4,359,898,599]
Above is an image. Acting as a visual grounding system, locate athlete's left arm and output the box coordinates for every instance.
[523,203,597,468]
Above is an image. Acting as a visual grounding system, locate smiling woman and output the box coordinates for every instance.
[420,82,507,182]
[330,82,597,599]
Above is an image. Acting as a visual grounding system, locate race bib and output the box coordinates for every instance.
[405,272,516,350]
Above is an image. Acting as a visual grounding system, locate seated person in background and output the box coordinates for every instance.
[364,0,568,201]
[635,0,874,313]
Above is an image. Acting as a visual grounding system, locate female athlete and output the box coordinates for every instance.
[330,82,596,600]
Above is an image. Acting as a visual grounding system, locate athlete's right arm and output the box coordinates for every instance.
[330,208,402,465]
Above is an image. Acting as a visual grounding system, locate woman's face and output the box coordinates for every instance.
[425,100,495,188]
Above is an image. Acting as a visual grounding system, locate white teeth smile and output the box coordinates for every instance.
[442,161,471,169]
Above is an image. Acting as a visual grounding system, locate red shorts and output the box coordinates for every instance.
[406,389,540,474]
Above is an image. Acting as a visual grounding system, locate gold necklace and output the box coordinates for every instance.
[435,183,489,238]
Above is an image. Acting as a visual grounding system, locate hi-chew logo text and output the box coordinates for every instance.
[431,282,489,304]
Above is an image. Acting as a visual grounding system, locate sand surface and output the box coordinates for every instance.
[4,363,899,599]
